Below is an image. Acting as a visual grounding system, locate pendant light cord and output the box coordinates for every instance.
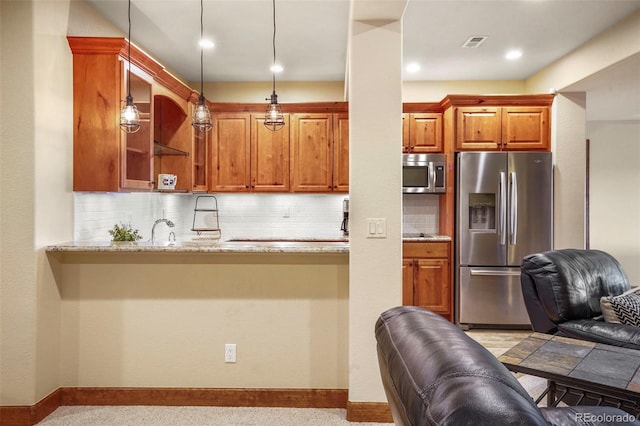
[271,0,277,93]
[127,0,132,99]
[200,0,205,98]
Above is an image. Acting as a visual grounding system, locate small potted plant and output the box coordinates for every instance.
[109,222,143,244]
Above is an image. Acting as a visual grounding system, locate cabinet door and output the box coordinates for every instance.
[290,113,333,192]
[402,114,410,152]
[122,69,154,190]
[455,107,502,151]
[192,126,209,192]
[251,114,290,192]
[501,107,550,151]
[408,113,443,153]
[332,113,349,192]
[402,259,415,305]
[211,113,251,192]
[413,259,450,314]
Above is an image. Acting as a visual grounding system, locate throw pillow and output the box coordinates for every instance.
[600,286,640,327]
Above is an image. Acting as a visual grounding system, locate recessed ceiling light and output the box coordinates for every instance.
[199,39,215,49]
[505,49,523,60]
[270,63,283,73]
[405,62,421,73]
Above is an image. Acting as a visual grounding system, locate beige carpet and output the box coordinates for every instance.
[37,407,392,426]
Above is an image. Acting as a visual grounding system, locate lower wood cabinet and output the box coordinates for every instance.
[402,241,452,321]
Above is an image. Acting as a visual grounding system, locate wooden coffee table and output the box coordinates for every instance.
[499,332,640,416]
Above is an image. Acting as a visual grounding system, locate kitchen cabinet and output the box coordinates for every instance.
[153,87,192,192]
[251,114,290,192]
[402,241,452,321]
[210,113,290,192]
[68,36,197,192]
[403,113,443,153]
[455,106,550,151]
[191,117,209,192]
[290,113,348,192]
[210,113,251,192]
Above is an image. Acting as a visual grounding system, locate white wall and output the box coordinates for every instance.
[588,121,640,283]
[1,0,74,405]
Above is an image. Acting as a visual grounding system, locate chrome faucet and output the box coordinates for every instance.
[151,218,175,244]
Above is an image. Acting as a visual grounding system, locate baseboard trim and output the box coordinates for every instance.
[0,389,60,426]
[346,401,393,423]
[1,387,352,426]
[60,387,348,408]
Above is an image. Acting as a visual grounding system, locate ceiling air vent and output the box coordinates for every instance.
[462,36,488,48]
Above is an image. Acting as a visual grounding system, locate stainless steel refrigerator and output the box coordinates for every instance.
[456,152,552,328]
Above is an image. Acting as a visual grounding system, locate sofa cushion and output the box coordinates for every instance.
[557,319,640,350]
[601,286,640,327]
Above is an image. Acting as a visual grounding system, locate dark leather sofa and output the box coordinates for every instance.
[375,305,639,426]
[521,249,640,350]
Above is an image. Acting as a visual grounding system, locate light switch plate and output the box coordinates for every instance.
[366,218,387,238]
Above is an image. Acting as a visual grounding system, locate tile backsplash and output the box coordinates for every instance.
[74,192,440,242]
[74,192,347,242]
[402,194,439,235]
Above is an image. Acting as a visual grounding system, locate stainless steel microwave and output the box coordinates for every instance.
[402,153,446,193]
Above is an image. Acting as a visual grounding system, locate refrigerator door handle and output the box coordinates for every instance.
[470,269,521,277]
[499,172,507,245]
[510,171,518,245]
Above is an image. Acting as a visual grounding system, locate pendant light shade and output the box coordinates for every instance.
[264,0,285,131]
[265,92,285,131]
[120,0,141,134]
[192,0,213,133]
[193,94,213,132]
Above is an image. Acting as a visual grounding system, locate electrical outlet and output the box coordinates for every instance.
[225,343,236,363]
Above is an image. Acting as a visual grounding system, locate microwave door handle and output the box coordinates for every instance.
[428,162,436,192]
[510,171,518,245]
[499,172,507,245]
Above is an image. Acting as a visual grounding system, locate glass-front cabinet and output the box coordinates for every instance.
[122,68,154,190]
[68,36,196,192]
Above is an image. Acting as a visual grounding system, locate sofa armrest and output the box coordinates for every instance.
[558,320,640,350]
[541,406,640,425]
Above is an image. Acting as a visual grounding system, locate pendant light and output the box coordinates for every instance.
[264,0,285,131]
[192,0,213,133]
[119,0,141,134]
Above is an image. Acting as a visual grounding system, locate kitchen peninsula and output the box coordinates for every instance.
[45,239,350,406]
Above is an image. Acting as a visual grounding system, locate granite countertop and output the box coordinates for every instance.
[402,235,451,242]
[46,234,450,255]
[45,238,349,254]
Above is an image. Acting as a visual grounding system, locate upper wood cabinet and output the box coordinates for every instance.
[210,113,251,192]
[251,114,290,192]
[191,122,209,192]
[210,113,290,192]
[403,113,443,153]
[68,36,198,192]
[455,106,550,151]
[290,113,348,193]
[153,87,192,192]
[332,113,350,192]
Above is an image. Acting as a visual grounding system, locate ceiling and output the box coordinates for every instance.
[86,0,640,120]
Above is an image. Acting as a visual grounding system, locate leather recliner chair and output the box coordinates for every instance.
[521,248,640,350]
[375,305,639,426]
